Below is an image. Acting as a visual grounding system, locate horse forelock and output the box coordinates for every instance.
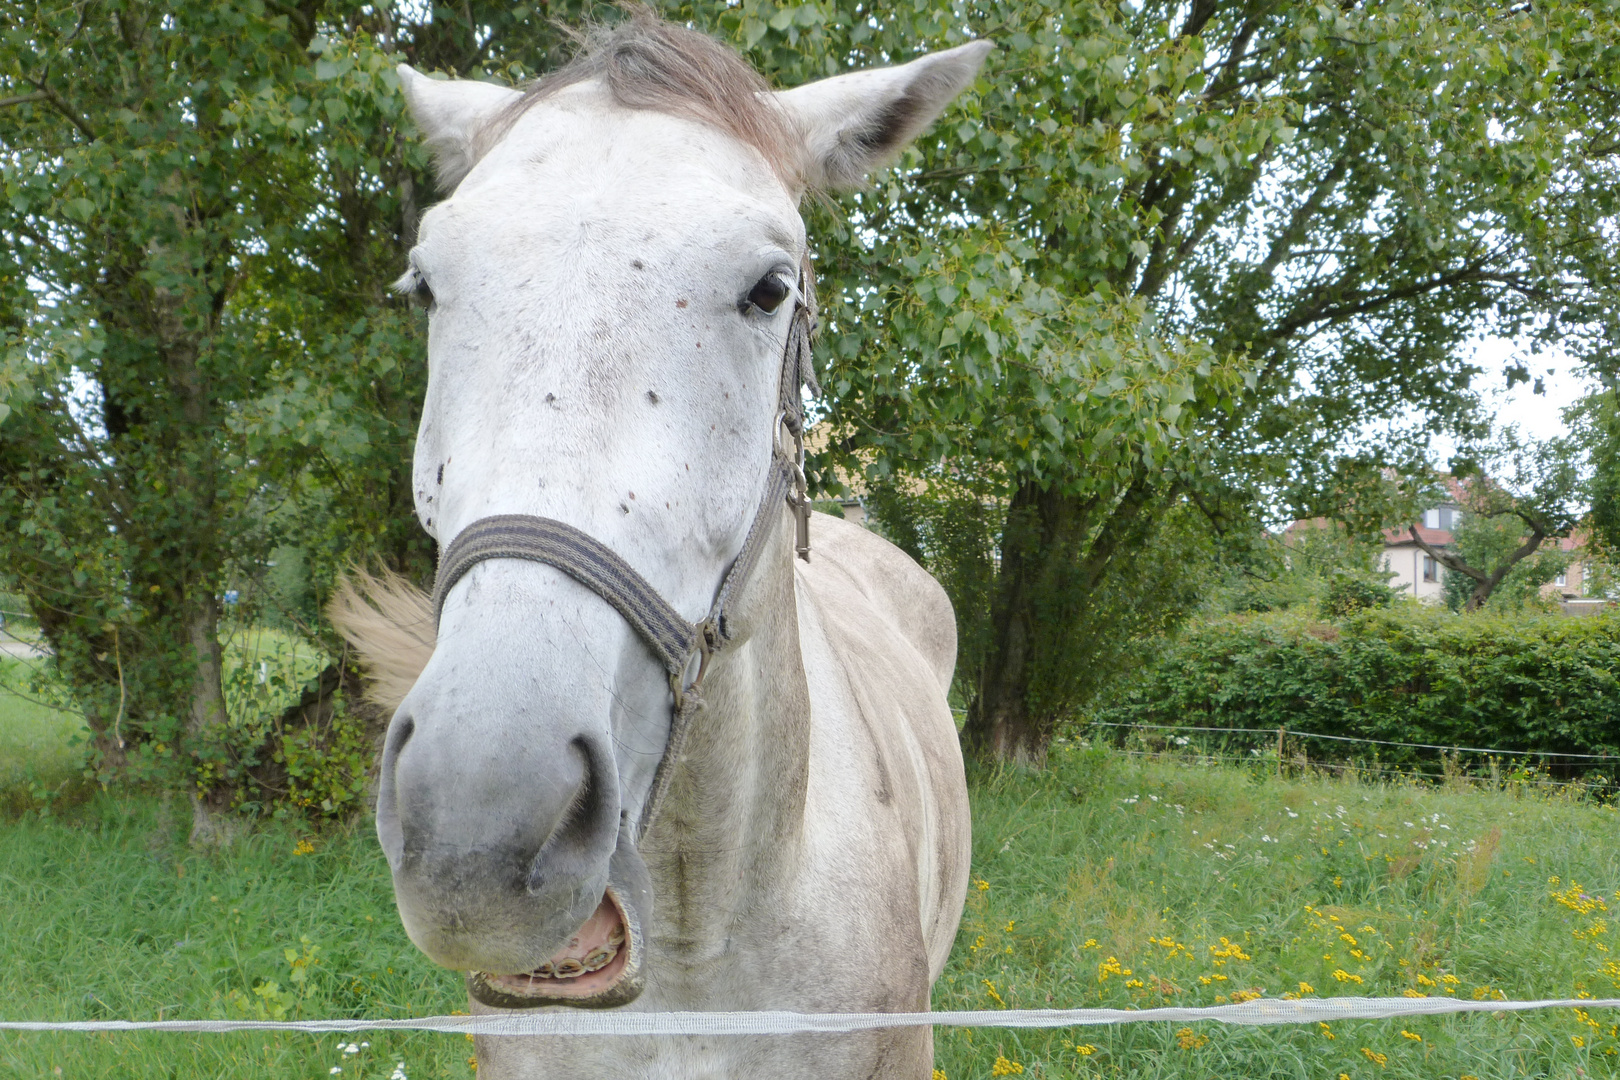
[470,9,803,189]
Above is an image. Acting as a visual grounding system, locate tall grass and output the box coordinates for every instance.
[3,746,1619,1077]
[937,745,1620,1079]
[0,656,86,809]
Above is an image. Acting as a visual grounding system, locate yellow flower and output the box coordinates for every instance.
[1082,938,1099,949]
[1175,1028,1209,1049]
[1097,957,1130,981]
[1229,989,1262,1004]
[982,979,1006,1008]
[1361,1047,1388,1066]
[292,839,315,856]
[1318,1022,1335,1040]
[989,1056,1023,1076]
[1416,973,1435,986]
[1440,974,1460,987]
[1298,981,1315,994]
[1400,1030,1421,1041]
[1553,881,1609,916]
[974,879,990,891]
[1573,1035,1586,1048]
[1332,970,1364,984]
[933,1071,946,1080]
[1073,1045,1096,1056]
[1004,921,1016,932]
[1125,979,1144,989]
[1402,989,1428,998]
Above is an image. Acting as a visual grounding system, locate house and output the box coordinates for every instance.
[1381,500,1463,603]
[1288,493,1608,611]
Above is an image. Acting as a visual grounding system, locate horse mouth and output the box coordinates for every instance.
[467,888,642,1010]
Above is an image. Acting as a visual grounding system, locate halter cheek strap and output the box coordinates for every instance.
[429,257,819,839]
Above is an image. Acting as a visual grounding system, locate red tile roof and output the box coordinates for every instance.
[1384,524,1453,547]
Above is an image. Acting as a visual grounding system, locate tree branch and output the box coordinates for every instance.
[25,76,96,141]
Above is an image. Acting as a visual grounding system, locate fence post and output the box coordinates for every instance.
[1277,726,1286,777]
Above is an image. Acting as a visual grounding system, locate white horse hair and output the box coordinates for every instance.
[332,12,987,1078]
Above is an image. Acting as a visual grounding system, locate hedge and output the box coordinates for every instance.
[1087,606,1620,773]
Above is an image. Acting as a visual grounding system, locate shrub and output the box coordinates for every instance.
[1319,575,1397,619]
[1087,606,1620,774]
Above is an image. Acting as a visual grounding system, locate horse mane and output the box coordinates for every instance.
[469,7,803,188]
[328,568,436,716]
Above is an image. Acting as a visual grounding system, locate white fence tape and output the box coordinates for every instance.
[3,996,1617,1036]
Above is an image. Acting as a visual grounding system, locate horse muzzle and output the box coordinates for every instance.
[376,637,657,1008]
[467,827,653,1009]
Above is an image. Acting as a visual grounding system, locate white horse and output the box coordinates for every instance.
[333,15,987,1078]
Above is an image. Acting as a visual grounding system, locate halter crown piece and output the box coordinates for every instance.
[429,257,821,837]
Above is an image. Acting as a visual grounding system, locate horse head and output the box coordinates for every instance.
[369,14,988,1009]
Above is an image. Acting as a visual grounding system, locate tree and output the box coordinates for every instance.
[0,0,589,830]
[1410,434,1585,612]
[783,0,1620,763]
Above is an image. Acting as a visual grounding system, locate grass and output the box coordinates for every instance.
[3,739,1620,1078]
[937,745,1620,1079]
[0,656,87,802]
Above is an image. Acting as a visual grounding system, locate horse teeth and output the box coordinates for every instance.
[582,947,615,970]
[553,958,585,978]
[608,926,625,947]
[534,962,555,978]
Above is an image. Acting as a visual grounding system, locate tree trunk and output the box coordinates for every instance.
[185,596,238,844]
[963,482,1094,767]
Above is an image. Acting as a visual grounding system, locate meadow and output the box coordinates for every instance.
[3,717,1620,1077]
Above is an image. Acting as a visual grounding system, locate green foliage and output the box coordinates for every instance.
[1219,523,1394,616]
[1409,430,1589,612]
[780,0,1620,759]
[1318,576,1397,620]
[0,0,588,810]
[1091,607,1620,772]
[1439,511,1572,613]
[6,0,1620,782]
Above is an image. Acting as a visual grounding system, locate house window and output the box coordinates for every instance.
[1423,556,1439,582]
[1424,509,1440,529]
[1439,507,1456,531]
[1556,570,1568,587]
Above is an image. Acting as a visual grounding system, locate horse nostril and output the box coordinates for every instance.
[527,737,615,895]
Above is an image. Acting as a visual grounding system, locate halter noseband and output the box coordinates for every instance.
[429,258,820,838]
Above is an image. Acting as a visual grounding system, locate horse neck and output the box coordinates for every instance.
[639,512,810,953]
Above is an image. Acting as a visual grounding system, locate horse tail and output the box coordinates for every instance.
[328,567,435,716]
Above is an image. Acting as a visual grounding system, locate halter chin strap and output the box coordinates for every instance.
[430,256,819,838]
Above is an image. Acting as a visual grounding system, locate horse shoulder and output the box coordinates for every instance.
[797,512,957,694]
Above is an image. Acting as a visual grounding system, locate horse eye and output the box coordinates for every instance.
[745,274,791,314]
[411,277,436,311]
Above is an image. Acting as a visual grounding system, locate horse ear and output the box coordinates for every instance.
[774,41,992,192]
[397,64,525,190]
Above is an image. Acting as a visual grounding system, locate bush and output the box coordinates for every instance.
[1087,606,1620,774]
[1319,575,1397,619]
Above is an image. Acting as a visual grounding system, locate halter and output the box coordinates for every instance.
[429,257,820,839]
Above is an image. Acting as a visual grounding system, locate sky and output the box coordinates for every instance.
[1424,336,1594,466]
